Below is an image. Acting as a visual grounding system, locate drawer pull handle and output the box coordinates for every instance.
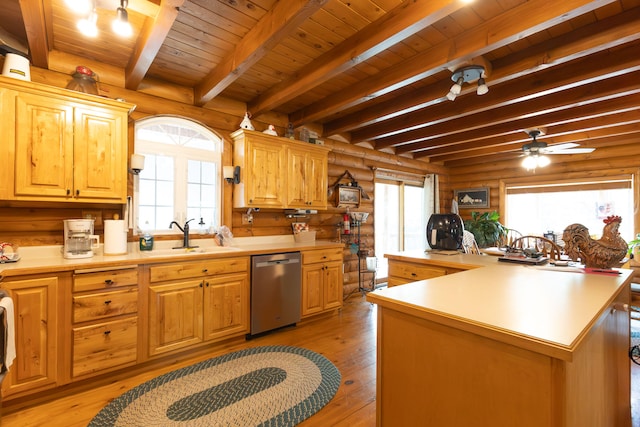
[202,269,208,273]
[104,300,112,305]
[104,330,111,335]
[104,279,114,285]
[323,256,327,259]
[411,273,417,276]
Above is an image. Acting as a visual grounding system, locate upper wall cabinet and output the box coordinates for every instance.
[231,129,329,209]
[0,76,134,204]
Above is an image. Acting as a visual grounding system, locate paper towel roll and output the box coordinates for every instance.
[104,220,128,255]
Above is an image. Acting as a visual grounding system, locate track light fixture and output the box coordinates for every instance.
[68,0,133,38]
[113,0,133,37]
[446,65,488,101]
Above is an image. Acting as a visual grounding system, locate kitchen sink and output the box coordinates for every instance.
[138,246,242,257]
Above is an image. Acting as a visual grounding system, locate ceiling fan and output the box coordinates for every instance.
[521,129,594,170]
[522,129,595,156]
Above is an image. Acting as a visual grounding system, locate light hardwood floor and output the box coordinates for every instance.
[2,294,639,426]
[1,294,378,427]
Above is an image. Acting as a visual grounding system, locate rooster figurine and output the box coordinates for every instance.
[562,215,628,269]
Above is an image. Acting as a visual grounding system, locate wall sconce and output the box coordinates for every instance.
[130,153,145,175]
[446,65,488,101]
[223,165,240,184]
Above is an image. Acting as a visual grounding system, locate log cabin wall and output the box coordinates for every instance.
[443,140,640,233]
[0,65,440,296]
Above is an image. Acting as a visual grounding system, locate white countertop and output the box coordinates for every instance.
[368,251,633,360]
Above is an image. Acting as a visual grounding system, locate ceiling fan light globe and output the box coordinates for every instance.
[537,155,551,167]
[522,156,537,170]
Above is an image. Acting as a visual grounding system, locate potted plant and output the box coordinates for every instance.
[629,233,640,266]
[464,211,508,248]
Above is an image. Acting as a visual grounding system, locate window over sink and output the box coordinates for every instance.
[134,116,223,234]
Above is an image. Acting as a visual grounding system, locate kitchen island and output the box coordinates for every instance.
[367,251,632,427]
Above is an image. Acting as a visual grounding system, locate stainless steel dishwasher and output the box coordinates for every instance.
[250,252,301,336]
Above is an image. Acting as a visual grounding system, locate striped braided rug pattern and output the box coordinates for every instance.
[88,345,341,427]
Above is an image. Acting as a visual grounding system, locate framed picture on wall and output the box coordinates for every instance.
[337,186,360,207]
[454,187,489,209]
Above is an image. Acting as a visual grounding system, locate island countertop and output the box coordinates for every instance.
[367,251,633,361]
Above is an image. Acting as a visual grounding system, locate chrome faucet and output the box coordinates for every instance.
[169,219,198,249]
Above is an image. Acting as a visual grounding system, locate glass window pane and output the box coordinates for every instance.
[156,181,174,206]
[404,185,425,251]
[201,162,216,185]
[187,160,200,183]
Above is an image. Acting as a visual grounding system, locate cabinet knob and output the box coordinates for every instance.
[199,282,203,287]
[202,268,208,273]
[104,279,114,285]
[411,273,417,277]
[76,189,80,196]
[66,189,71,195]
[104,300,112,305]
[205,282,209,287]
[104,330,111,335]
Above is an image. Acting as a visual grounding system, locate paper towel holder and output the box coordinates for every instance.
[130,154,145,175]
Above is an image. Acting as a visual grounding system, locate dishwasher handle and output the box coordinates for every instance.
[254,258,300,268]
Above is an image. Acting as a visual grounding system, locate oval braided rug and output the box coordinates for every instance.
[88,345,341,427]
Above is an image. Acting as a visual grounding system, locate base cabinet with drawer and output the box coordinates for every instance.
[0,274,62,398]
[387,259,464,287]
[71,267,139,379]
[146,257,249,357]
[301,248,343,317]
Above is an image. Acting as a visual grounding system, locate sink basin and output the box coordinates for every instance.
[139,246,242,257]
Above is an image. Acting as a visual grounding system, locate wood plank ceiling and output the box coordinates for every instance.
[2,0,639,168]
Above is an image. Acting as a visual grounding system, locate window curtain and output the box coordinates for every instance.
[423,174,439,248]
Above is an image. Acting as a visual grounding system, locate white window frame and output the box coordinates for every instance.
[133,116,223,235]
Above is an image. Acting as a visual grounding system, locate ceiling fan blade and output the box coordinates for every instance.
[545,147,596,154]
[542,142,579,152]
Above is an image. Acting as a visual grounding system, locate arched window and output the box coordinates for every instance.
[134,116,222,234]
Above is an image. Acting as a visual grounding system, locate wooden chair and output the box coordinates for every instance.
[508,235,563,260]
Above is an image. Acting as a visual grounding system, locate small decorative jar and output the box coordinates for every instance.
[66,66,99,95]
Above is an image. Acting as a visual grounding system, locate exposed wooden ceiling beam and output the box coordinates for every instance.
[18,0,52,68]
[288,0,617,127]
[408,91,640,158]
[247,0,465,117]
[324,7,640,137]
[194,0,327,107]
[376,48,640,148]
[125,0,185,90]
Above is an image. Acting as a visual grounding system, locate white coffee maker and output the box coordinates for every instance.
[63,219,99,259]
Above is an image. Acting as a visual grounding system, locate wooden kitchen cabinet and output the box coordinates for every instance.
[301,248,343,317]
[387,259,464,287]
[286,146,328,208]
[0,76,133,203]
[146,257,249,356]
[71,267,139,379]
[0,274,61,398]
[231,129,330,209]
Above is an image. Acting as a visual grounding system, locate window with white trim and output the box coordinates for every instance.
[505,176,635,241]
[134,116,222,234]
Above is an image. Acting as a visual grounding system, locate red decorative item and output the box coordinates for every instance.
[66,65,99,95]
[603,215,621,225]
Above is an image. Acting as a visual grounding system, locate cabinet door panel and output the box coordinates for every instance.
[305,151,328,208]
[148,280,203,356]
[302,266,324,316]
[14,94,74,197]
[73,107,125,201]
[324,263,343,310]
[286,149,307,207]
[245,139,285,207]
[1,276,59,397]
[203,273,249,341]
